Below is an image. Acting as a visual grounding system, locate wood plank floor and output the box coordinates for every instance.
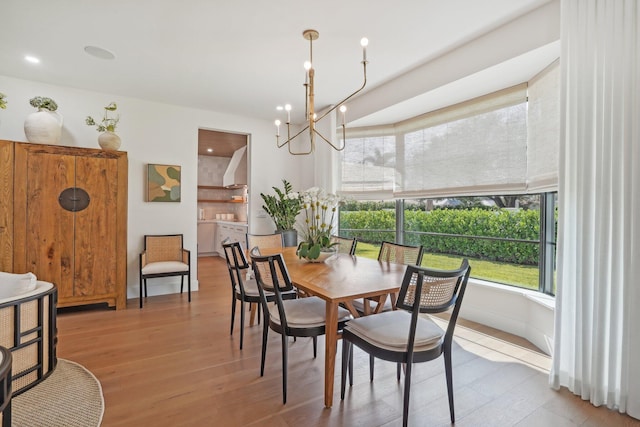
[56,256,640,426]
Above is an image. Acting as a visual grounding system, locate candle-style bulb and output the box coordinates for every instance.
[339,105,347,125]
[360,37,368,62]
[284,104,292,123]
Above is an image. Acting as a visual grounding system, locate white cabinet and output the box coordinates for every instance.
[197,222,216,255]
[215,222,247,256]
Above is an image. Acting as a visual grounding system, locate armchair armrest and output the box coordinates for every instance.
[181,249,190,265]
[140,251,148,269]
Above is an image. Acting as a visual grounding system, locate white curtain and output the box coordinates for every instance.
[552,0,640,419]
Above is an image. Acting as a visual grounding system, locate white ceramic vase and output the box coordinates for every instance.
[24,110,63,145]
[98,131,121,151]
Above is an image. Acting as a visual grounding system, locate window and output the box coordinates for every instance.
[338,194,557,294]
[336,63,560,294]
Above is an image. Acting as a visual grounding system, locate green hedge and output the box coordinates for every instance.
[340,208,541,265]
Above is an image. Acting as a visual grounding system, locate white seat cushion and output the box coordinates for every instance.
[142,261,189,275]
[269,296,352,328]
[236,278,261,297]
[345,310,444,352]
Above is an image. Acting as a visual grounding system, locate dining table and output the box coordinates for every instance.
[257,247,408,408]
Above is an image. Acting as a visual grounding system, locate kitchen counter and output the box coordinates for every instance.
[198,220,247,226]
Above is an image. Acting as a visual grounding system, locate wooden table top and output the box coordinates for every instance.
[259,247,407,303]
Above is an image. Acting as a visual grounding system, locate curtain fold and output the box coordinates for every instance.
[552,0,640,418]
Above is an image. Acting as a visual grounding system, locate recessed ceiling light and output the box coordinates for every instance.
[276,106,283,111]
[207,148,213,153]
[25,56,40,64]
[84,46,115,60]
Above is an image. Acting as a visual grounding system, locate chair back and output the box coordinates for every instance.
[222,241,250,296]
[378,241,424,265]
[330,235,357,255]
[144,234,184,263]
[247,233,283,250]
[396,259,471,345]
[222,240,250,271]
[250,251,296,328]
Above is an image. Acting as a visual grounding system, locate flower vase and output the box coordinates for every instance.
[298,248,336,263]
[24,110,63,145]
[98,131,121,151]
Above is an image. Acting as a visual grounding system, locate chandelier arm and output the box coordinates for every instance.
[277,124,310,148]
[315,62,367,123]
[313,128,346,151]
[288,140,313,155]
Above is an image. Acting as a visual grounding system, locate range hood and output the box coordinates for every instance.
[223,146,247,188]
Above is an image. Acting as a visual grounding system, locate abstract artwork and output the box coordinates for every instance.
[147,164,181,202]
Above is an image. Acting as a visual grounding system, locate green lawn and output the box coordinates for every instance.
[354,241,539,291]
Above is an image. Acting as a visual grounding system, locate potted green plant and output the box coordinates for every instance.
[24,96,63,145]
[260,179,302,247]
[0,92,7,109]
[296,187,342,261]
[86,102,121,150]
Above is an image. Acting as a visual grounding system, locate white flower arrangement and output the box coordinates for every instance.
[297,187,343,260]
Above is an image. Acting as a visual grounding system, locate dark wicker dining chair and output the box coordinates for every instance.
[330,235,357,255]
[222,241,295,350]
[250,248,352,404]
[341,259,471,427]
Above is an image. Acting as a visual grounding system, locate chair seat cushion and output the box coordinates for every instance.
[142,261,189,275]
[269,296,352,328]
[344,310,444,352]
[236,279,260,297]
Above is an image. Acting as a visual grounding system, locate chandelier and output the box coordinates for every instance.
[275,29,368,155]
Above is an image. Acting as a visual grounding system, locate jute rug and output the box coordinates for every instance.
[11,359,104,427]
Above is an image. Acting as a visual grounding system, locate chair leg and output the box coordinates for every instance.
[349,345,354,386]
[402,362,413,427]
[260,318,268,377]
[281,333,288,404]
[369,354,375,381]
[239,300,246,350]
[180,275,184,293]
[230,297,237,336]
[397,362,402,381]
[257,303,261,325]
[144,279,148,298]
[139,276,144,309]
[313,336,317,358]
[445,348,455,423]
[341,339,351,400]
[187,273,191,302]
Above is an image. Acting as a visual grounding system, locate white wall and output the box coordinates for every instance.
[461,279,555,355]
[0,74,308,301]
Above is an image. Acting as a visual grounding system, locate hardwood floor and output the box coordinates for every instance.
[56,256,639,426]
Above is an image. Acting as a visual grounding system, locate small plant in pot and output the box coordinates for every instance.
[86,102,121,150]
[0,92,8,109]
[24,96,63,145]
[260,179,302,247]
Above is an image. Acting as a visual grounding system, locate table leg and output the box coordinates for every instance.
[324,301,338,408]
[249,303,257,326]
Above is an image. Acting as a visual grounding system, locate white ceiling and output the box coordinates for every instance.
[0,0,559,127]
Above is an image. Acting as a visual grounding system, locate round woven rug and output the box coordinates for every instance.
[11,359,104,427]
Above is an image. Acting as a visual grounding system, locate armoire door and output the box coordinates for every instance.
[14,147,76,298]
[73,155,119,298]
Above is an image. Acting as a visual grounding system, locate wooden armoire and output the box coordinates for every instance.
[0,140,128,309]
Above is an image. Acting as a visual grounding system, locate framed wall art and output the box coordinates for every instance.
[147,164,181,202]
